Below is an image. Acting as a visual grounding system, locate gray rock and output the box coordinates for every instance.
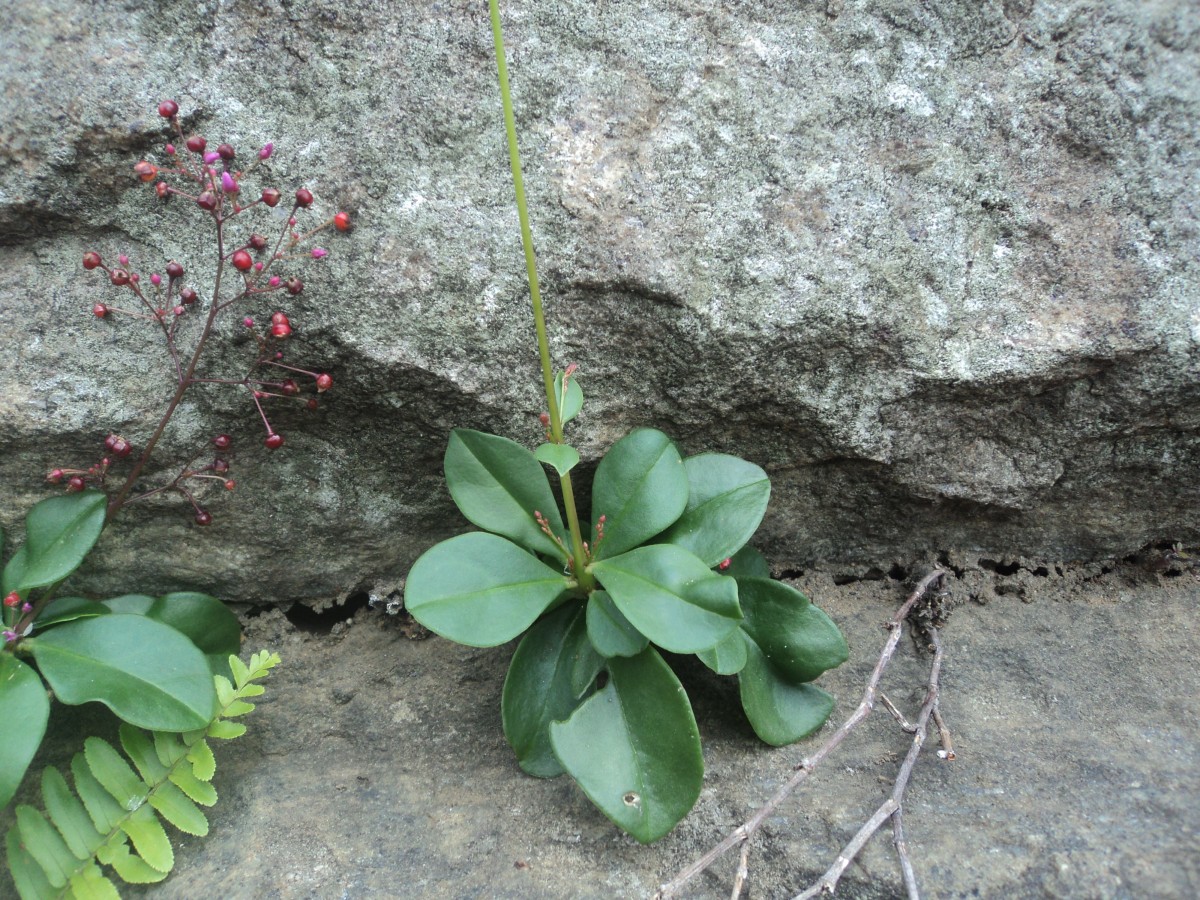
[1,0,1197,603]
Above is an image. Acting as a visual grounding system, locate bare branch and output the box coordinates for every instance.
[655,569,947,899]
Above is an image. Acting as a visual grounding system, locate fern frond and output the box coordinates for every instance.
[4,650,279,899]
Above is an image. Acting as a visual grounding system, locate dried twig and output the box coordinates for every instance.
[655,569,947,900]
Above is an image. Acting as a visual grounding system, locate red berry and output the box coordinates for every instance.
[133,161,158,182]
[264,433,284,450]
[334,212,351,231]
[271,311,289,325]
[261,187,281,207]
[93,303,108,318]
[186,135,207,153]
[158,100,179,118]
[315,373,333,392]
[249,233,268,251]
[66,476,86,493]
[194,509,213,526]
[224,479,236,491]
[180,287,198,304]
[294,188,314,208]
[285,277,304,296]
[213,434,232,449]
[217,143,236,160]
[109,269,130,286]
[109,437,132,457]
[46,469,65,484]
[166,261,184,279]
[3,591,20,608]
[271,322,292,339]
[196,192,217,211]
[231,250,253,271]
[82,251,102,270]
[718,558,732,571]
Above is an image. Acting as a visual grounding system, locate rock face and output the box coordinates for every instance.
[1,0,1197,604]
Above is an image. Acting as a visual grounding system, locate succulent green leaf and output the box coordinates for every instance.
[534,442,580,476]
[84,738,147,811]
[7,825,57,900]
[738,578,849,683]
[34,597,111,629]
[149,782,208,837]
[554,371,584,425]
[501,603,590,778]
[0,653,50,809]
[591,428,688,559]
[41,767,101,860]
[738,636,835,746]
[167,767,217,806]
[591,545,742,654]
[101,593,240,679]
[120,804,172,873]
[30,615,217,731]
[405,532,570,647]
[1,546,28,601]
[585,591,649,658]
[658,454,771,567]
[722,545,771,579]
[15,806,74,887]
[697,629,749,675]
[549,648,703,843]
[8,491,107,593]
[445,429,568,558]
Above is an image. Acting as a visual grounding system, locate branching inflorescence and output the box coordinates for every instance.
[64,99,347,528]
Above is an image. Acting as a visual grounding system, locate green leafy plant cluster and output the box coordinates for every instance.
[5,651,279,898]
[1,492,242,812]
[403,0,849,845]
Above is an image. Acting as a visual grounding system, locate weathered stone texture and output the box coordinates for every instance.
[1,0,1197,602]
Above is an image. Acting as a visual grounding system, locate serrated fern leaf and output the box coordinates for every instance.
[4,650,279,899]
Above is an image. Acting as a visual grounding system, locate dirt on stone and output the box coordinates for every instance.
[6,551,1199,899]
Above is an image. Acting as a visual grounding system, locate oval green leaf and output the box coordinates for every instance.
[405,532,570,647]
[444,429,567,559]
[146,593,241,679]
[738,578,849,683]
[0,654,50,808]
[658,453,771,567]
[549,647,703,844]
[591,428,688,560]
[11,491,107,592]
[554,371,584,426]
[534,442,581,477]
[591,545,742,654]
[502,602,590,777]
[29,615,217,731]
[739,636,835,746]
[35,597,111,629]
[585,591,648,658]
[697,628,749,675]
[722,544,771,579]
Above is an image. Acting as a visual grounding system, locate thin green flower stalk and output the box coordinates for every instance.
[489,0,593,591]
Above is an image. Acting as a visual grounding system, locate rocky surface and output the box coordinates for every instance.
[1,0,1198,603]
[6,558,1198,898]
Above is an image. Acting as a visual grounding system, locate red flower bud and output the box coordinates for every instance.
[334,212,351,231]
[261,187,281,207]
[82,251,102,270]
[264,433,285,450]
[133,161,158,183]
[294,188,314,208]
[315,373,333,392]
[166,261,184,279]
[158,100,179,118]
[3,591,20,608]
[231,250,253,271]
[186,135,207,153]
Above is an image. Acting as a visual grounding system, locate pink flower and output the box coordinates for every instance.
[221,172,239,194]
[311,247,328,259]
[258,142,274,160]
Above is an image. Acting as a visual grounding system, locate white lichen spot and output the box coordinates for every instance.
[885,83,934,118]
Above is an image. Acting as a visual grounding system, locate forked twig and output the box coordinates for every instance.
[655,569,948,900]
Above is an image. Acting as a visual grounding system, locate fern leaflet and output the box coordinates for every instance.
[5,650,280,899]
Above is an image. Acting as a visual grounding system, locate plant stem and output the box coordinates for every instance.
[489,0,593,590]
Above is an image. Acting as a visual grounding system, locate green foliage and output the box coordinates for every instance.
[1,493,242,810]
[4,651,279,899]
[402,0,852,845]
